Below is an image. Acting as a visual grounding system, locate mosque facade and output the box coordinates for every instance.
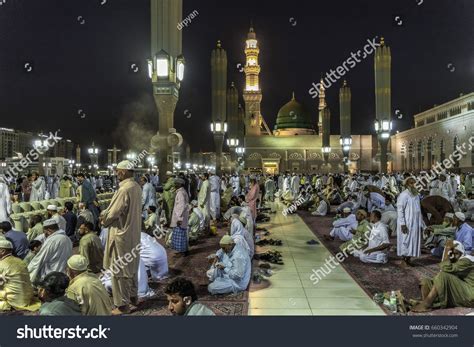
[240,26,380,174]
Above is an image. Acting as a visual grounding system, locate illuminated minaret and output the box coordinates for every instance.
[374,37,392,174]
[318,78,327,135]
[339,80,352,171]
[319,79,331,162]
[243,24,263,136]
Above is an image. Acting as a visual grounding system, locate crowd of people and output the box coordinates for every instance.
[0,165,472,315]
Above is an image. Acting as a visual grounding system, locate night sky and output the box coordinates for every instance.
[0,0,472,162]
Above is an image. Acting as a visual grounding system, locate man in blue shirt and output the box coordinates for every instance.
[77,174,98,225]
[0,221,29,259]
[62,201,77,239]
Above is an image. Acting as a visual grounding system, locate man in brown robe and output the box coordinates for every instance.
[100,160,142,315]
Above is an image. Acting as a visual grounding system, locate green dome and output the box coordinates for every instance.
[274,94,314,131]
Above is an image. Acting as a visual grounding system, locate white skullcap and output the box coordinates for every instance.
[0,239,13,249]
[455,212,466,222]
[452,240,465,255]
[343,207,352,213]
[117,160,135,170]
[67,254,89,271]
[47,205,58,211]
[444,212,454,219]
[43,219,58,227]
[166,171,173,176]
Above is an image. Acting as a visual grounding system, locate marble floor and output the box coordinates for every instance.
[248,205,385,316]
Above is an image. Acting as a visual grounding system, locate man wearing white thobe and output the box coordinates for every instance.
[29,173,45,202]
[397,177,425,267]
[140,177,156,218]
[230,174,240,196]
[209,173,221,221]
[264,177,275,202]
[198,174,211,229]
[311,196,329,216]
[0,178,11,223]
[353,210,390,264]
[329,208,358,241]
[207,235,251,295]
[230,215,254,259]
[140,232,168,281]
[290,174,300,198]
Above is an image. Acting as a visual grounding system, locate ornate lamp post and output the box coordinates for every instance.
[374,37,392,173]
[149,0,184,183]
[210,40,228,175]
[339,80,352,172]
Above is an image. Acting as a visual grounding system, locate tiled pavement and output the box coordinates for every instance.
[248,205,385,316]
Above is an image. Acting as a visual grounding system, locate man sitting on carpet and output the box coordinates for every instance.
[353,210,391,264]
[207,235,251,295]
[0,239,40,312]
[424,212,456,257]
[165,277,215,316]
[326,207,358,241]
[429,212,473,257]
[411,240,474,312]
[311,194,329,216]
[340,209,370,254]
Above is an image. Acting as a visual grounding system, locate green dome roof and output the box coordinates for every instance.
[274,94,314,131]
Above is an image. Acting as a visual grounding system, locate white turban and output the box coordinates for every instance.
[455,212,466,222]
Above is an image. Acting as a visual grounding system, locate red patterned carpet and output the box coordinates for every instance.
[298,209,474,316]
[132,226,249,316]
[0,226,249,317]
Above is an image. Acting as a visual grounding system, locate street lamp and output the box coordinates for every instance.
[156,49,170,78]
[235,147,245,155]
[210,120,228,133]
[339,137,352,152]
[374,120,392,139]
[226,138,239,148]
[177,54,185,82]
[322,147,332,154]
[88,142,99,173]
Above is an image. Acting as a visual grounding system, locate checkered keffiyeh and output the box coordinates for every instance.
[171,227,188,253]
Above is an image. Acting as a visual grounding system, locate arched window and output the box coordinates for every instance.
[426,138,433,169]
[453,136,460,168]
[417,140,424,171]
[408,143,414,171]
[440,139,445,163]
[400,143,406,171]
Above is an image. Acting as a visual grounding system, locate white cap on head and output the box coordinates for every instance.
[455,212,466,222]
[166,171,174,176]
[343,207,352,213]
[452,240,465,255]
[444,212,454,219]
[67,254,89,271]
[116,160,135,171]
[43,219,58,227]
[47,205,58,211]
